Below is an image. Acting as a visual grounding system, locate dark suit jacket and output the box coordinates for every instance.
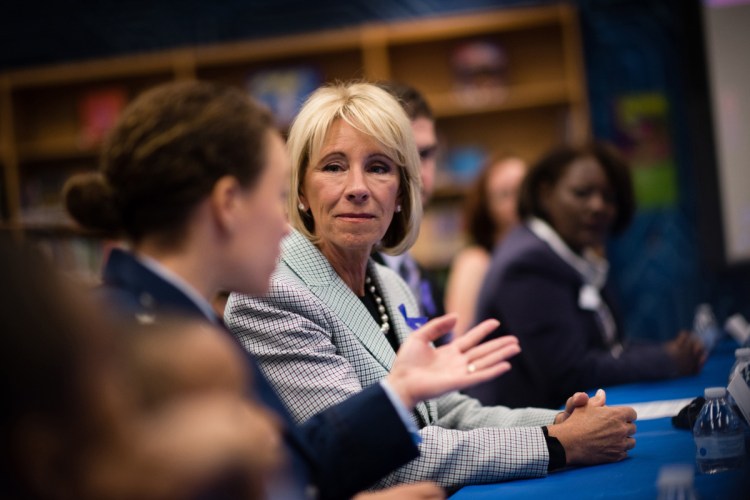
[372,251,445,321]
[99,249,418,500]
[466,225,677,409]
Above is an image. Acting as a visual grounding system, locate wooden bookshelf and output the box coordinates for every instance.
[0,2,589,273]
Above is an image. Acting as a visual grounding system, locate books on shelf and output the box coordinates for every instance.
[450,39,508,106]
[246,65,322,129]
[77,86,128,149]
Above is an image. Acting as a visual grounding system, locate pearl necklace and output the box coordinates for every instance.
[365,274,390,334]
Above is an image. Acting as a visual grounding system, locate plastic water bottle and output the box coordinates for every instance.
[728,361,750,456]
[693,387,745,473]
[729,348,750,383]
[656,464,697,500]
[725,313,750,347]
[693,304,722,353]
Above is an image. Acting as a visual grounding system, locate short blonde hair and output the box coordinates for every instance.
[287,82,423,255]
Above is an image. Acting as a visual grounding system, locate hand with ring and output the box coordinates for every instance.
[386,314,520,409]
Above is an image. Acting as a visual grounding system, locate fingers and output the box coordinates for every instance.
[589,388,606,407]
[453,319,501,353]
[614,405,638,422]
[462,337,519,381]
[464,335,519,363]
[413,314,458,343]
[466,361,512,385]
[356,482,445,500]
[567,392,589,411]
[625,422,637,437]
[625,436,636,451]
[466,342,520,373]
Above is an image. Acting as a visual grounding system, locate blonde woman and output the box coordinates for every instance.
[227,82,639,492]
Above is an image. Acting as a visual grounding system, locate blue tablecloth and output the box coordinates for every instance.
[451,339,750,499]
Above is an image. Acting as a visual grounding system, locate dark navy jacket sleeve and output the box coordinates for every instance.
[248,355,418,500]
[299,384,418,499]
[98,249,419,500]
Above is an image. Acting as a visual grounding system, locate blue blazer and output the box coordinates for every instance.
[100,249,418,500]
[467,225,676,409]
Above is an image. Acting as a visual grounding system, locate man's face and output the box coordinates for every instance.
[411,116,438,205]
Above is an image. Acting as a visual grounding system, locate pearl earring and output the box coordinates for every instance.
[298,202,306,211]
[395,204,402,213]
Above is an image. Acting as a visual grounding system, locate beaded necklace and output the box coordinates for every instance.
[365,274,390,334]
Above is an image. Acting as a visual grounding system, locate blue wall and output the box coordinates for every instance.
[579,0,749,340]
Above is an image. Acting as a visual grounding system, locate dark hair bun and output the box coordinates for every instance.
[63,172,122,234]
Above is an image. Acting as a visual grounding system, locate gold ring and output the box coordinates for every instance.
[467,363,477,374]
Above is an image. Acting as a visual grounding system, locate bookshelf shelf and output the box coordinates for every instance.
[17,138,98,162]
[0,2,589,274]
[0,221,101,237]
[428,81,572,118]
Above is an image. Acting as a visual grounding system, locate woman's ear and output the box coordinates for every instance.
[298,191,308,212]
[210,176,243,233]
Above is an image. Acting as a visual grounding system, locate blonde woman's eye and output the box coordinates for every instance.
[322,163,344,172]
[369,163,392,174]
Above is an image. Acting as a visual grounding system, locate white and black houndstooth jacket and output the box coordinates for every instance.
[226,230,558,491]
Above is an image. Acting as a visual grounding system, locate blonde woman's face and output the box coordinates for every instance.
[300,119,401,257]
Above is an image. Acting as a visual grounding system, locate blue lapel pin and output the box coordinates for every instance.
[399,304,428,330]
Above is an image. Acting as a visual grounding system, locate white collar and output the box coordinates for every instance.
[528,218,619,349]
[527,217,609,290]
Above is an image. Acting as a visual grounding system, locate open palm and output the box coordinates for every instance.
[388,315,520,408]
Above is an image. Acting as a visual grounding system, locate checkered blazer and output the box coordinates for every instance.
[226,230,558,490]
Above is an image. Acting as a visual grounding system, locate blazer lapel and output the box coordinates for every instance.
[282,231,436,425]
[282,231,396,372]
[370,262,436,426]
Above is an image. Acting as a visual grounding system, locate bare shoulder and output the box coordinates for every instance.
[452,246,491,274]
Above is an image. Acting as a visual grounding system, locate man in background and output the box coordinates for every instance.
[375,82,445,327]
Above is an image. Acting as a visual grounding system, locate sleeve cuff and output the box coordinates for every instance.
[542,426,566,471]
[380,379,422,444]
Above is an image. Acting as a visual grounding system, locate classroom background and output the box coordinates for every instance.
[0,0,748,343]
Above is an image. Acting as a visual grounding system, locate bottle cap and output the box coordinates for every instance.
[735,347,750,359]
[656,463,694,488]
[705,387,726,398]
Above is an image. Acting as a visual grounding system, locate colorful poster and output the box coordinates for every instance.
[614,92,677,209]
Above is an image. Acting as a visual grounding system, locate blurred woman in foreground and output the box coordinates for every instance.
[0,237,280,499]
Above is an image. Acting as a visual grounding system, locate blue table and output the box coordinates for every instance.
[451,340,750,499]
